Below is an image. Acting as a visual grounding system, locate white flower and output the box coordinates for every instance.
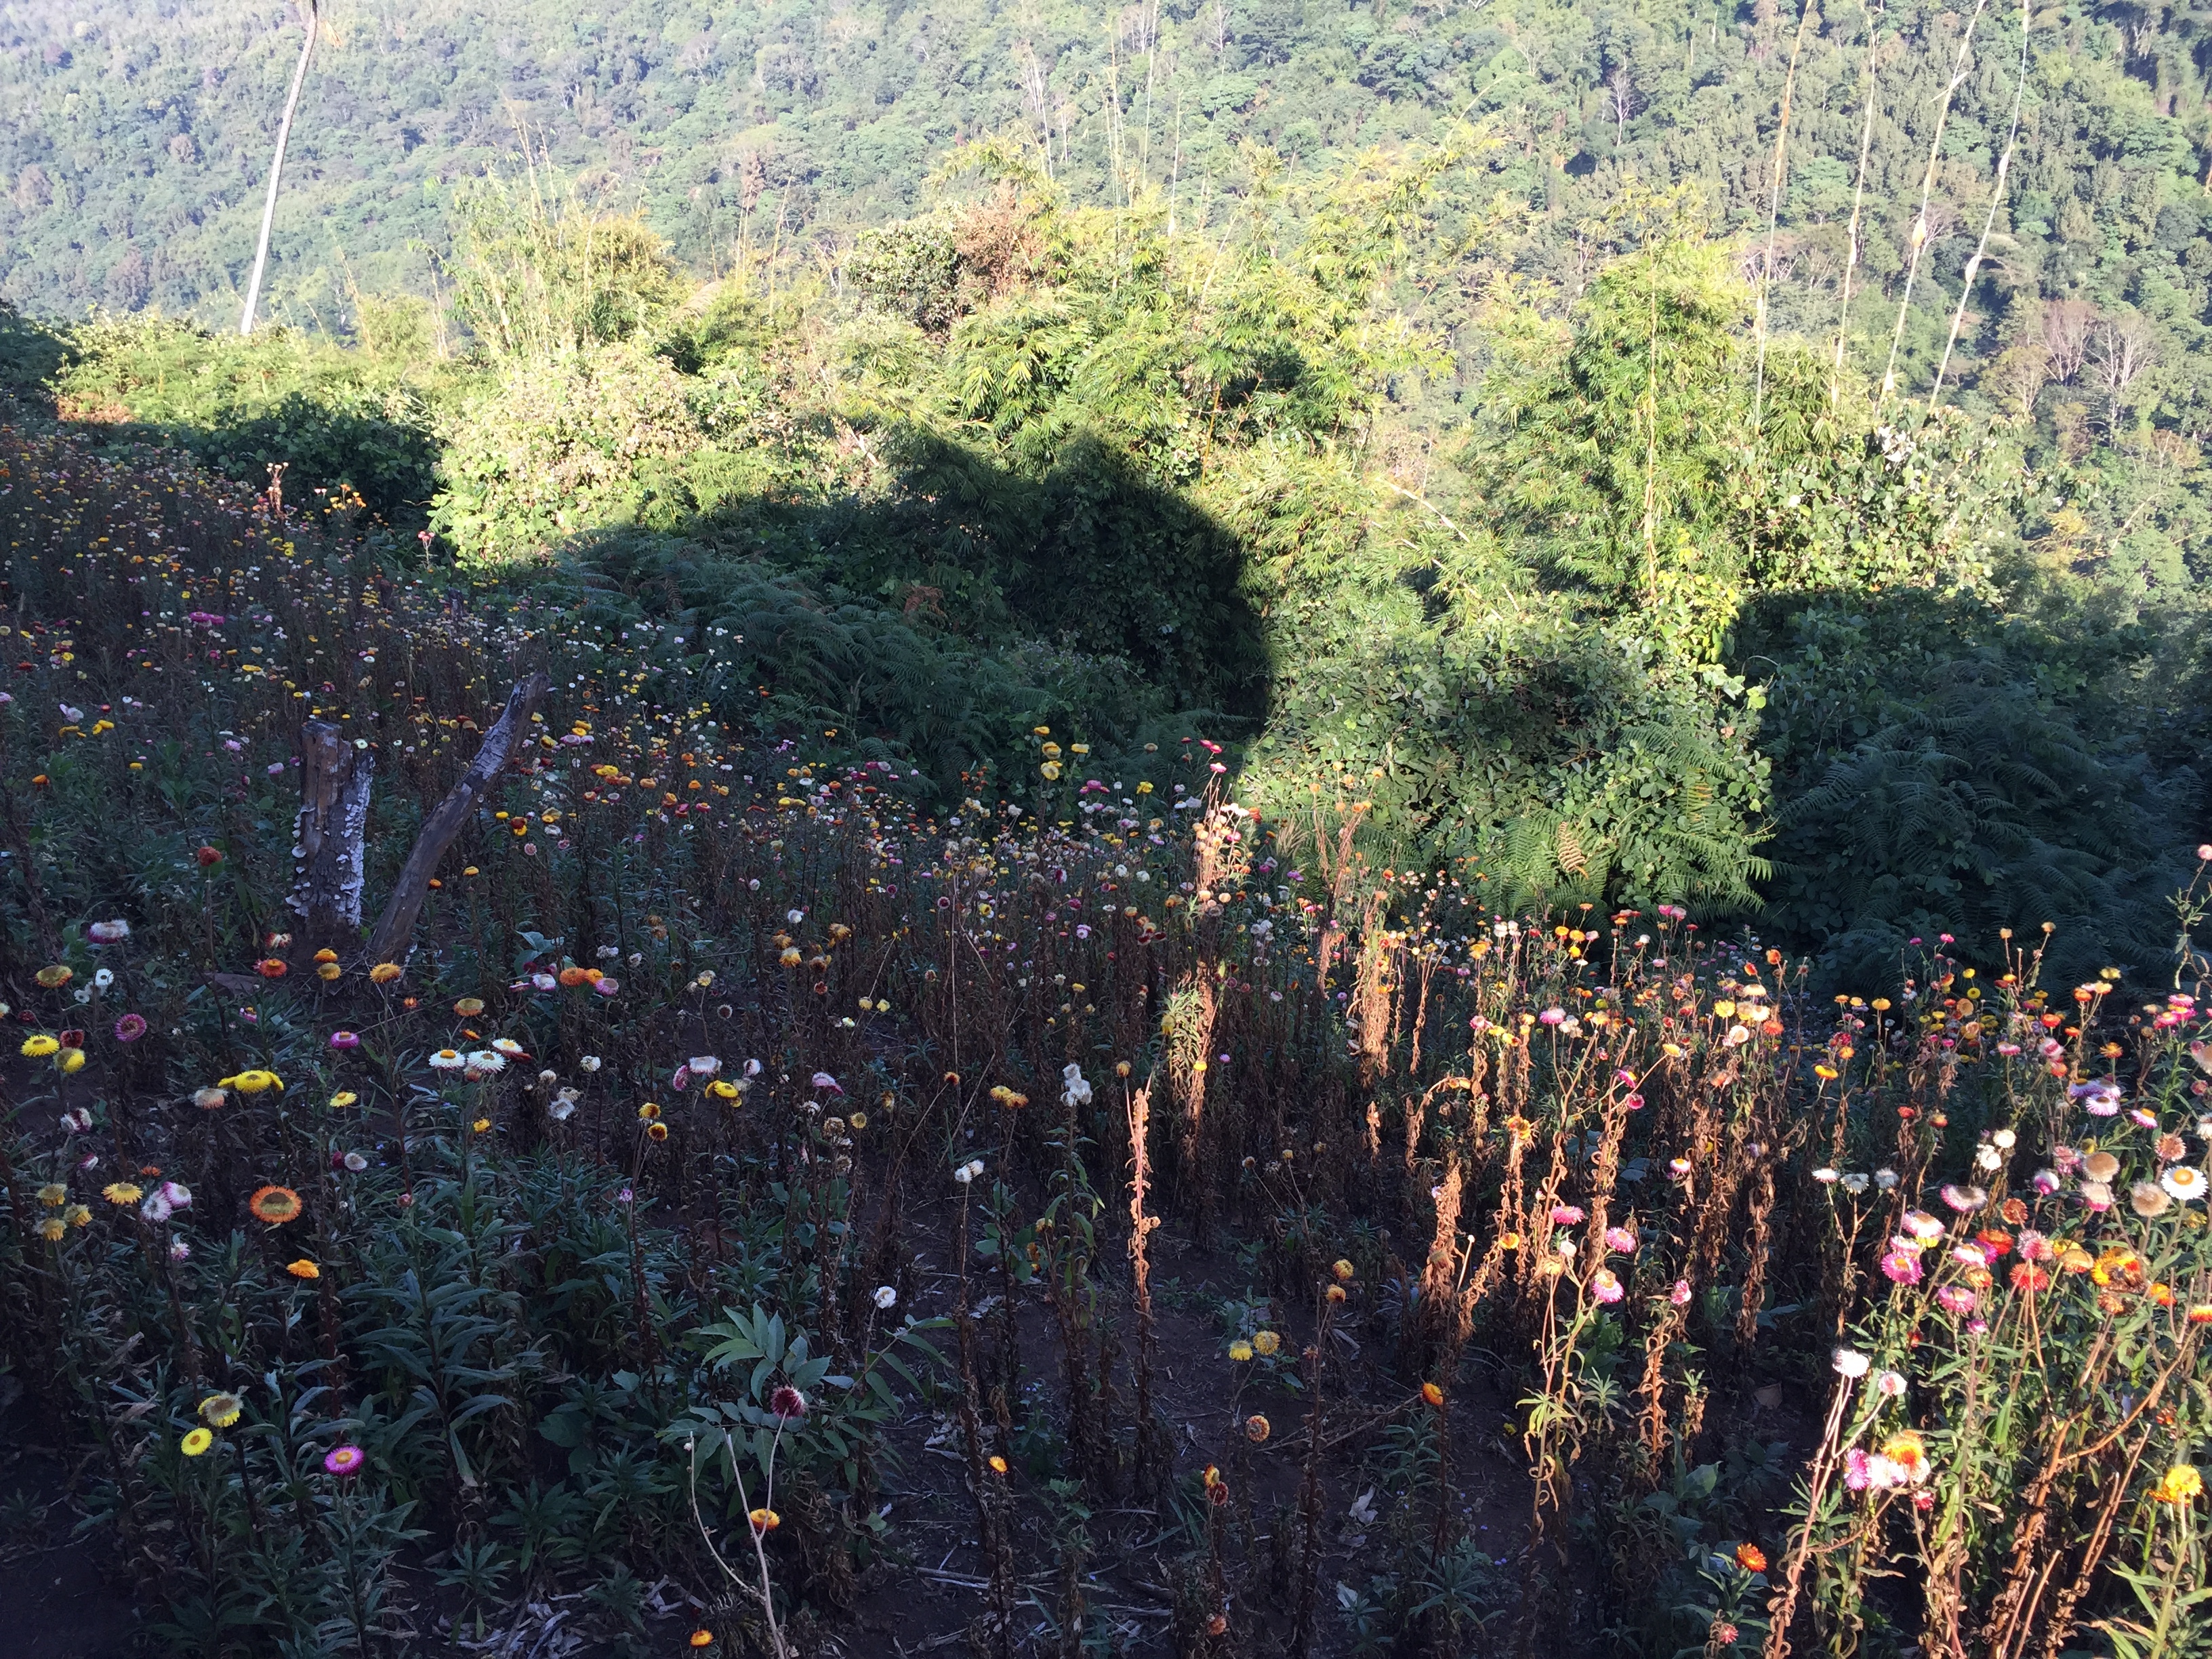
[344,1151,369,1172]
[428,1049,466,1070]
[744,1058,762,1078]
[1841,1172,1870,1194]
[548,1089,579,1122]
[140,1193,173,1223]
[954,1158,985,1185]
[873,1285,898,1309]
[1812,1167,1840,1184]
[87,919,131,944]
[169,1237,191,1261]
[581,1055,603,1072]
[687,1055,720,1077]
[1992,1128,2016,1150]
[1873,1168,1899,1191]
[1876,1370,1908,1397]
[2161,1164,2206,1202]
[787,909,806,925]
[92,967,115,990]
[1975,1145,2001,1171]
[1832,1348,1871,1378]
[467,1050,506,1073]
[1061,1063,1092,1109]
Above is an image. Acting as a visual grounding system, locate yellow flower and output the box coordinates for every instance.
[453,998,485,1017]
[1040,762,1062,781]
[36,1183,66,1207]
[20,1033,59,1058]
[749,1507,781,1532]
[199,1393,244,1427]
[62,1204,89,1227]
[987,1456,1008,1475]
[230,1069,282,1094]
[369,962,403,984]
[2154,1465,2205,1504]
[1228,1340,1254,1362]
[472,1118,491,1134]
[1250,1330,1281,1357]
[102,1182,142,1205]
[56,1048,86,1074]
[180,1428,214,1457]
[34,965,73,989]
[36,1217,65,1242]
[329,1092,358,1109]
[317,962,342,982]
[1332,1258,1355,1283]
[847,1111,867,1130]
[286,1260,320,1280]
[1136,781,1153,794]
[708,1079,739,1100]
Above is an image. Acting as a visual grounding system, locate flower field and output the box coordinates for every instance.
[0,421,2206,1657]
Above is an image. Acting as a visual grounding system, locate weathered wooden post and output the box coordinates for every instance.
[290,718,373,946]
[363,672,550,966]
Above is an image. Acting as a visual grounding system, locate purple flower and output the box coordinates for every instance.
[329,1030,361,1050]
[112,1013,147,1043]
[323,1445,365,1477]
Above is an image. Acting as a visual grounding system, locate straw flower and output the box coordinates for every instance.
[248,1185,304,1225]
[181,1428,214,1457]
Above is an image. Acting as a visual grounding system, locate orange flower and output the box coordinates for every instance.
[1244,1414,1270,1443]
[1420,1381,1445,1408]
[558,965,594,987]
[1735,1542,1767,1574]
[256,958,287,978]
[248,1185,304,1225]
[453,997,485,1017]
[286,1259,320,1279]
[312,947,338,964]
[747,1508,780,1534]
[690,1634,715,1650]
[369,962,403,984]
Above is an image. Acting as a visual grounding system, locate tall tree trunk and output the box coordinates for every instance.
[239,0,319,337]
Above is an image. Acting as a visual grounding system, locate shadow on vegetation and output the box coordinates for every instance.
[1739,581,2205,990]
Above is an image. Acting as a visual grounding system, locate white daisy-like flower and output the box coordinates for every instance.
[687,1056,720,1077]
[1832,1348,1871,1378]
[873,1285,897,1309]
[428,1049,466,1070]
[2161,1164,2207,1202]
[1811,1167,1840,1184]
[580,1055,602,1072]
[467,1050,506,1073]
[491,1037,527,1057]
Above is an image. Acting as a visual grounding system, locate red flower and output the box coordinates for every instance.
[769,1385,807,1422]
[2010,1262,2051,1293]
[196,846,224,867]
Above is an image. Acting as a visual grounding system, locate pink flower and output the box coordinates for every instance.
[769,1385,808,1420]
[1935,1286,1977,1315]
[323,1445,365,1476]
[1590,1269,1624,1304]
[592,976,620,997]
[112,1013,146,1043]
[1843,1448,1872,1491]
[1551,1205,1585,1226]
[1538,1008,1566,1026]
[1603,1227,1638,1254]
[1876,1370,1907,1397]
[1669,1279,1693,1306]
[1881,1248,1923,1286]
[329,1030,360,1050]
[813,1071,844,1095]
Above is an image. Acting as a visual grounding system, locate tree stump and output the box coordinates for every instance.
[291,718,373,947]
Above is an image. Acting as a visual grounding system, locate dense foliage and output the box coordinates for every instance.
[1,427,2209,1658]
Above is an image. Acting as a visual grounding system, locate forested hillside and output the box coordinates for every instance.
[5,0,2212,985]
